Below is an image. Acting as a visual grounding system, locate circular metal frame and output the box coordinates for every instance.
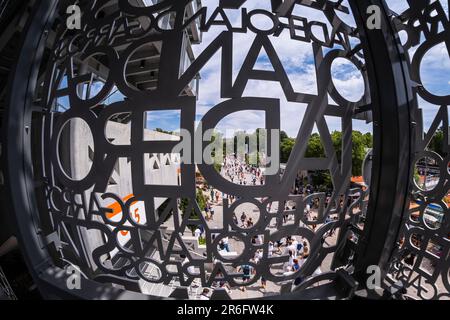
[2,0,418,299]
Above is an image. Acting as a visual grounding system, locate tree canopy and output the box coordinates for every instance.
[428,127,446,157]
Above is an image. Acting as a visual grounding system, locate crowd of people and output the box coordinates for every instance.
[188,156,338,299]
[222,155,265,186]
[193,233,315,299]
[231,212,255,229]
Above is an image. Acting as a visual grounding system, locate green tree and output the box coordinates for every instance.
[214,162,222,173]
[351,131,369,176]
[155,128,173,135]
[331,131,343,163]
[305,133,325,158]
[179,188,207,217]
[311,170,333,191]
[280,137,296,163]
[363,132,373,148]
[428,128,445,157]
[280,130,289,142]
[280,130,373,177]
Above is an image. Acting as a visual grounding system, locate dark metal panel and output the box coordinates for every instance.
[2,0,58,296]
[349,0,415,284]
[7,0,444,300]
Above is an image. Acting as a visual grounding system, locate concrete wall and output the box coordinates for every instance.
[70,119,180,202]
[68,119,180,267]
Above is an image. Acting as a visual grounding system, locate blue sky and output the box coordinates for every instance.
[146,110,182,132]
[189,0,449,137]
[57,1,449,138]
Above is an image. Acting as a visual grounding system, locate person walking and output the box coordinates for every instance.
[194,227,201,239]
[246,217,254,229]
[209,205,215,221]
[240,212,247,228]
[215,191,220,203]
[238,264,253,292]
[222,236,230,252]
[292,259,301,272]
[232,213,239,226]
[296,240,304,256]
[268,241,274,257]
[261,276,267,291]
[205,203,210,220]
[216,280,232,294]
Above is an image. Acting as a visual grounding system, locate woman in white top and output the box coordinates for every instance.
[268,242,274,257]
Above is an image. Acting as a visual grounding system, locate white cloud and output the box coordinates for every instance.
[190,2,372,136]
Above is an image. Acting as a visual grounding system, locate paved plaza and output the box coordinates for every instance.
[159,156,339,299]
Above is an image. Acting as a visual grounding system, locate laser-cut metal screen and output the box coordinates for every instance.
[3,0,449,300]
[37,0,372,298]
[383,1,450,300]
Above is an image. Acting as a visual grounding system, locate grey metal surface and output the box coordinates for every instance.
[3,0,446,300]
[381,0,450,300]
[33,0,371,294]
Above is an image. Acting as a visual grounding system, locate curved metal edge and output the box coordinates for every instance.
[1,0,151,300]
[3,0,416,300]
[349,0,416,288]
[2,0,351,300]
[3,0,56,284]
